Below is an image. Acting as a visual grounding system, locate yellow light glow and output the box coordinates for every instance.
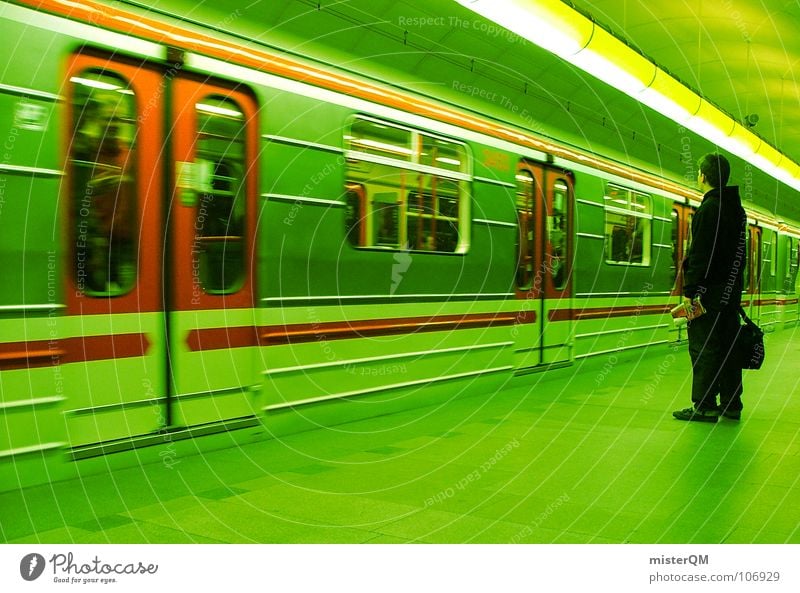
[196,102,243,118]
[756,143,784,168]
[572,26,656,95]
[726,122,762,161]
[454,0,592,58]
[751,143,784,177]
[70,76,122,91]
[684,100,736,147]
[639,70,701,123]
[781,159,800,180]
[350,138,414,156]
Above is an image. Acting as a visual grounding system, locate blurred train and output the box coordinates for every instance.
[2,0,799,487]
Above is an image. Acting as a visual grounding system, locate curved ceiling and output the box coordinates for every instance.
[568,0,800,170]
[128,0,800,219]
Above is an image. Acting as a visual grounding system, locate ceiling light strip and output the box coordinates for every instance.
[455,0,800,193]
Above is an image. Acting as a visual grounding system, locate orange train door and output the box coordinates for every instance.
[167,76,259,428]
[513,162,574,370]
[540,167,574,365]
[63,53,167,449]
[63,52,259,450]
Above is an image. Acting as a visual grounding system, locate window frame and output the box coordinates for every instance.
[191,93,248,295]
[69,68,139,297]
[343,115,472,255]
[602,183,653,267]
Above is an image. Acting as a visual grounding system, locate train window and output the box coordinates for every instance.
[790,238,800,290]
[419,136,468,174]
[763,237,773,279]
[771,235,778,277]
[407,178,461,252]
[549,179,569,289]
[193,95,246,293]
[603,184,652,266]
[516,170,535,289]
[344,116,470,253]
[70,69,137,296]
[348,118,413,162]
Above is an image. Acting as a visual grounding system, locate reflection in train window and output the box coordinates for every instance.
[789,238,800,292]
[515,170,535,290]
[744,229,751,291]
[671,209,679,274]
[70,69,137,296]
[763,236,773,282]
[549,179,569,289]
[771,233,778,277]
[603,184,652,266]
[193,95,246,293]
[344,116,470,253]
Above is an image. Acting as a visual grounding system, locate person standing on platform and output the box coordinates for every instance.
[673,153,748,423]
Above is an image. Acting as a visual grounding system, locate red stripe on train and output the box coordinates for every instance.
[185,311,537,351]
[548,304,672,322]
[0,334,151,371]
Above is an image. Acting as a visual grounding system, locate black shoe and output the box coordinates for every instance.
[721,410,741,420]
[673,407,719,423]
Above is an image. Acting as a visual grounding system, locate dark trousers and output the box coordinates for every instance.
[687,307,743,412]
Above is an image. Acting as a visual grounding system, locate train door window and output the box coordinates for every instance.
[763,235,773,280]
[603,184,652,265]
[771,233,778,278]
[549,179,569,289]
[70,69,138,296]
[193,95,246,293]
[783,237,795,292]
[407,177,461,252]
[685,213,693,253]
[345,183,366,246]
[743,229,751,290]
[344,116,470,253]
[516,170,535,289]
[670,209,679,274]
[789,238,799,289]
[755,230,763,288]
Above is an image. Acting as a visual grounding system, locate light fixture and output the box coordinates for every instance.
[196,102,243,118]
[70,76,122,91]
[454,0,800,194]
[638,69,701,124]
[684,99,736,149]
[349,138,414,156]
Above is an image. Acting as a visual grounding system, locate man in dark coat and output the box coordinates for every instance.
[673,153,747,423]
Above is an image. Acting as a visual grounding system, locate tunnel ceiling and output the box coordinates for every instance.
[128,0,800,221]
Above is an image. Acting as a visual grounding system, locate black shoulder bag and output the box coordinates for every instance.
[737,307,765,370]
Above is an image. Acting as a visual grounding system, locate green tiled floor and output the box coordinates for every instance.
[2,329,799,543]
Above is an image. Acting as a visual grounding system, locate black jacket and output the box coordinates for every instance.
[682,185,747,310]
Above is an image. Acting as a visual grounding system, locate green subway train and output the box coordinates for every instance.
[1,0,799,489]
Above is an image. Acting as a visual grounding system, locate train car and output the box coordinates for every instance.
[1,0,799,490]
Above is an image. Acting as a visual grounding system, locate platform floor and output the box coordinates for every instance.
[2,328,799,544]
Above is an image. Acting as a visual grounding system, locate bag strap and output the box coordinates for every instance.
[738,306,756,326]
